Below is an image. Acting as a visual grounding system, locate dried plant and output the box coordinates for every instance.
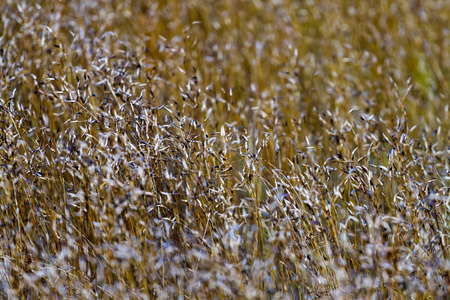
[0,0,449,299]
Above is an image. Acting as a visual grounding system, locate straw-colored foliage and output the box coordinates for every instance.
[0,0,449,298]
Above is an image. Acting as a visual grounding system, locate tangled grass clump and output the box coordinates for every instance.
[0,0,449,298]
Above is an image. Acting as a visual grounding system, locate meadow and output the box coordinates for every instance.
[0,0,449,298]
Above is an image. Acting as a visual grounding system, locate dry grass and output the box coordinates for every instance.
[0,0,449,299]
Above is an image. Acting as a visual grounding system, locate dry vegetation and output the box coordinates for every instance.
[0,0,449,299]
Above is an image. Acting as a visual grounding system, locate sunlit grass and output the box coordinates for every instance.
[0,0,449,298]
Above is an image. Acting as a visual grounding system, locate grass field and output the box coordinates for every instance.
[0,0,449,298]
